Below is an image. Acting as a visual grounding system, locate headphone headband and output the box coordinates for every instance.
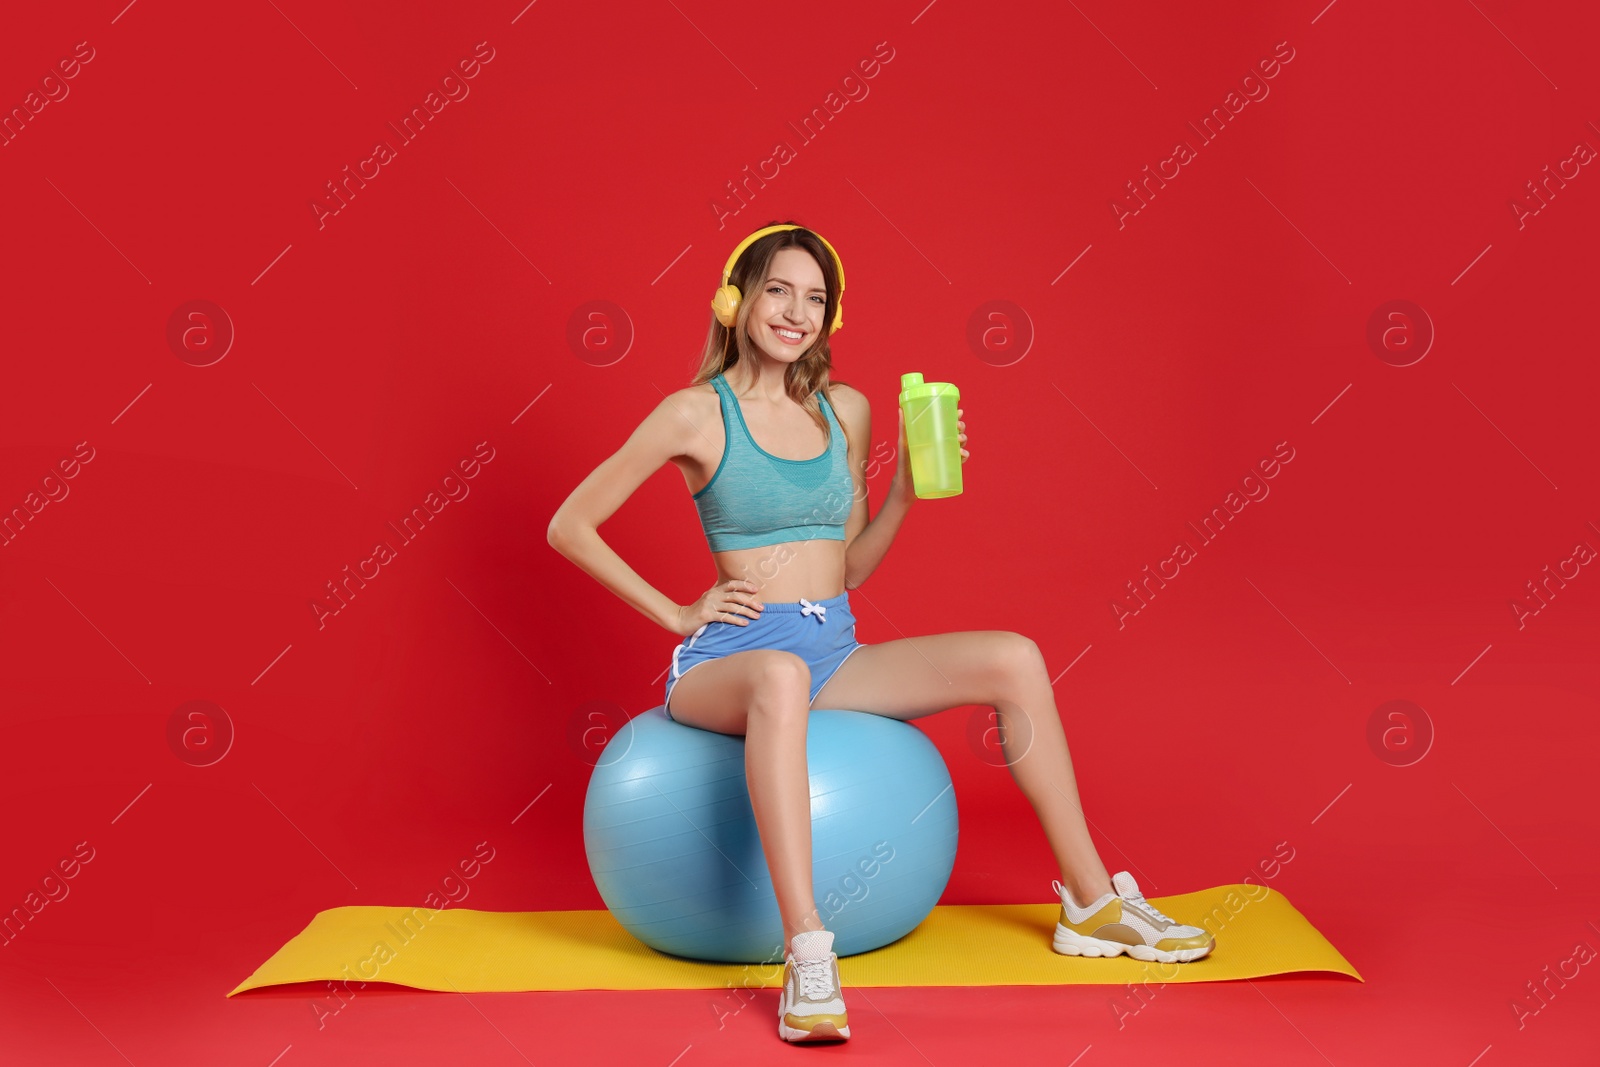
[715,224,846,333]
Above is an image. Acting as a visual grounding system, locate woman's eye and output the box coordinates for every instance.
[767,285,824,304]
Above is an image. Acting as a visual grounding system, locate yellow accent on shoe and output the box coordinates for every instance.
[1052,874,1217,963]
[781,1012,850,1038]
[778,948,851,1042]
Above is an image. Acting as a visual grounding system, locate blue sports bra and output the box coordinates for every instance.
[692,373,854,552]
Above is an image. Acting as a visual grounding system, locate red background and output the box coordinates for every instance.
[2,1,1596,1063]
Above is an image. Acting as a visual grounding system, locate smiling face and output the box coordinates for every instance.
[744,246,829,363]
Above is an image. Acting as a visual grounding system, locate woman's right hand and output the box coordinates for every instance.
[675,578,764,635]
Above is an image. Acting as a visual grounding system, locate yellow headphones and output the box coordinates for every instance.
[711,224,846,334]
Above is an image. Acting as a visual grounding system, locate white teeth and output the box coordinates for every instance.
[774,327,803,339]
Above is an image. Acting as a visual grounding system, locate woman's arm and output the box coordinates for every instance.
[844,479,915,590]
[836,387,968,588]
[547,394,698,633]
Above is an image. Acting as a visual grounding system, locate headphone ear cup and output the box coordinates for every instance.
[833,301,843,334]
[711,284,742,328]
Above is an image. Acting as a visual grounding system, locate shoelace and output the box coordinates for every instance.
[1121,889,1179,926]
[798,597,827,623]
[1056,878,1183,928]
[792,956,836,999]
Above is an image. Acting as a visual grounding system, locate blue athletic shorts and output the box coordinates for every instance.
[664,591,865,721]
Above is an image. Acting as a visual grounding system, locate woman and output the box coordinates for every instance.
[547,222,1214,1044]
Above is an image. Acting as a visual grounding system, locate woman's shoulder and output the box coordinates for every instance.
[657,377,724,435]
[642,379,724,464]
[822,380,870,447]
[664,376,720,408]
[824,380,868,418]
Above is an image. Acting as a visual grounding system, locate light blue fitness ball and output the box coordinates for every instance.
[583,706,959,964]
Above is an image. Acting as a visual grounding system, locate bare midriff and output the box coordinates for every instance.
[710,538,847,603]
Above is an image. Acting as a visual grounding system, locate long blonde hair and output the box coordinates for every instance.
[688,222,851,454]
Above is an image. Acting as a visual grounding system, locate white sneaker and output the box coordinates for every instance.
[777,930,850,1042]
[1052,871,1215,964]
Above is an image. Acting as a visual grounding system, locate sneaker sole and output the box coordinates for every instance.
[780,1018,851,1042]
[1052,924,1214,964]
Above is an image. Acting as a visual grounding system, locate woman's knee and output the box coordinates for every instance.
[997,631,1045,681]
[744,650,811,715]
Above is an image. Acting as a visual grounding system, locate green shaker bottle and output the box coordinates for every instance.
[898,372,963,498]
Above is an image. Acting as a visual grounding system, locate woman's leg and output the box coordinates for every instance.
[668,648,828,950]
[809,630,1115,907]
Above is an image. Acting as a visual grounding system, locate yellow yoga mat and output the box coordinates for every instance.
[229,883,1359,996]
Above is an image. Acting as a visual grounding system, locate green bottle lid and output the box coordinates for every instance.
[899,371,958,403]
